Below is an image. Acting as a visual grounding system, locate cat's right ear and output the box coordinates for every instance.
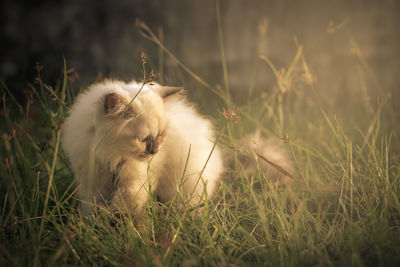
[104,93,134,118]
[104,93,125,114]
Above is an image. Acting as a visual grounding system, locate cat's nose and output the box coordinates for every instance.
[146,140,158,155]
[147,146,158,155]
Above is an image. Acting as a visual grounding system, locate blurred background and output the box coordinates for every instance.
[1,0,399,112]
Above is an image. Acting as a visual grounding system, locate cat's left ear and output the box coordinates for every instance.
[157,86,184,99]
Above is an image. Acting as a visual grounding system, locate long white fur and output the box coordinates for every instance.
[62,80,224,217]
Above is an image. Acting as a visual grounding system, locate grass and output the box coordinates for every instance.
[1,20,400,267]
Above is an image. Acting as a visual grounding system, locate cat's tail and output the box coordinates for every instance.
[225,130,295,183]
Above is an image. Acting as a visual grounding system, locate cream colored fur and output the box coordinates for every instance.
[227,130,295,183]
[62,80,224,218]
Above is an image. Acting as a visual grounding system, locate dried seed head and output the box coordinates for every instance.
[140,50,147,65]
[149,70,159,82]
[219,107,240,124]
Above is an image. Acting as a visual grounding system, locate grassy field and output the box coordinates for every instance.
[1,21,400,266]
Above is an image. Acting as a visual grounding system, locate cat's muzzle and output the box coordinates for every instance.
[145,136,159,155]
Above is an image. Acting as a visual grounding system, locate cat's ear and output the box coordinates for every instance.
[104,93,126,114]
[104,93,135,118]
[103,92,135,119]
[157,86,184,99]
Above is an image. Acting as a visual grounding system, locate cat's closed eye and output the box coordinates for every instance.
[158,130,166,138]
[140,132,164,143]
[139,136,151,143]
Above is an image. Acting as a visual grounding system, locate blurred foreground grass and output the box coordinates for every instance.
[1,24,400,266]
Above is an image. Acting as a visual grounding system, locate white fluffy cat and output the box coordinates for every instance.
[62,80,224,218]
